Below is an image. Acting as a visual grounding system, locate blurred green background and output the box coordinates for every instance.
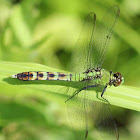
[0,0,140,140]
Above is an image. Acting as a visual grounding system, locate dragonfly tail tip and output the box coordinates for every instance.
[12,74,17,78]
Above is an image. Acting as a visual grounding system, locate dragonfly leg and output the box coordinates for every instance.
[65,88,83,103]
[110,70,113,76]
[65,85,100,103]
[101,84,110,104]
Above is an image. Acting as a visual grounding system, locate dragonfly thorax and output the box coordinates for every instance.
[81,67,103,82]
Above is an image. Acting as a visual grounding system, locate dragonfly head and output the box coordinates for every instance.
[113,72,124,87]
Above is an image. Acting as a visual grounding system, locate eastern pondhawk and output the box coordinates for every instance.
[12,5,124,140]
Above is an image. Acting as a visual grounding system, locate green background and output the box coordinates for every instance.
[0,0,140,140]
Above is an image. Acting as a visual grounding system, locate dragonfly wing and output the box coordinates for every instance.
[66,82,119,140]
[70,12,96,73]
[89,97,119,140]
[66,81,91,140]
[92,5,120,68]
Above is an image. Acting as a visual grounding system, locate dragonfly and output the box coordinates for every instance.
[11,5,124,140]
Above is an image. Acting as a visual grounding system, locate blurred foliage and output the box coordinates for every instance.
[0,0,140,140]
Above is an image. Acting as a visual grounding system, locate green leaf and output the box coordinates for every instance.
[0,61,140,112]
[0,100,48,127]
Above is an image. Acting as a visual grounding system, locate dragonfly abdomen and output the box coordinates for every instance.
[12,71,104,82]
[12,72,73,81]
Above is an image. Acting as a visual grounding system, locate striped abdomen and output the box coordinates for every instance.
[14,72,72,81]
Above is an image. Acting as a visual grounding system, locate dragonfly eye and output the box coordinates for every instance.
[113,72,124,86]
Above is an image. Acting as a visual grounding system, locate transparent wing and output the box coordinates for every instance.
[89,96,119,140]
[70,12,96,73]
[66,85,119,140]
[66,89,88,140]
[92,5,120,68]
[66,80,101,140]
